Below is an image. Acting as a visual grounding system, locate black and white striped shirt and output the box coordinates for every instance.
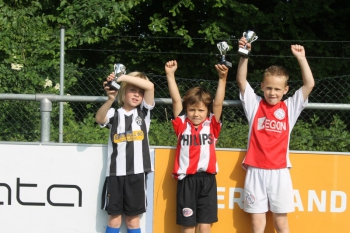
[101,100,154,176]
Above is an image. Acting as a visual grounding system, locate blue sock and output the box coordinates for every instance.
[106,226,120,233]
[127,228,141,233]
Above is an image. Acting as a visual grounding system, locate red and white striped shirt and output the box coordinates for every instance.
[241,82,308,169]
[172,112,221,180]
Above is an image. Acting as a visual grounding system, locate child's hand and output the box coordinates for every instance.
[107,73,115,82]
[291,44,306,59]
[103,73,118,100]
[215,64,228,79]
[165,60,178,74]
[103,73,115,89]
[238,37,251,51]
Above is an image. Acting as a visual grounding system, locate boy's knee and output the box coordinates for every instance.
[251,213,266,233]
[273,213,289,233]
[197,223,211,233]
[108,215,122,228]
[125,215,141,229]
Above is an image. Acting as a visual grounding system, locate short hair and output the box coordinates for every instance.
[182,86,213,113]
[264,65,289,86]
[117,71,149,106]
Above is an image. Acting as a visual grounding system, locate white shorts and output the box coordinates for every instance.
[244,166,295,214]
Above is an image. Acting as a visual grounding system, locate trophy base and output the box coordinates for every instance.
[238,48,250,57]
[219,60,232,68]
[107,80,120,90]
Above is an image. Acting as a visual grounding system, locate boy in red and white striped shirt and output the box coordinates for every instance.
[165,60,228,233]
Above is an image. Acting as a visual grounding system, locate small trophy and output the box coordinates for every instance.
[217,41,232,68]
[106,63,126,90]
[238,30,258,57]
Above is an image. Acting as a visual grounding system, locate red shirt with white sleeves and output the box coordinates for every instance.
[241,82,308,169]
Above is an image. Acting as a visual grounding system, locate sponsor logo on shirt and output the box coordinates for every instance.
[257,117,286,133]
[113,130,144,143]
[181,133,214,146]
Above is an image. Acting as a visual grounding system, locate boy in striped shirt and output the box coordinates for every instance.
[95,71,155,233]
[165,60,228,233]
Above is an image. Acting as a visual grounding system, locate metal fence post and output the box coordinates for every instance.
[59,26,65,143]
[40,98,52,142]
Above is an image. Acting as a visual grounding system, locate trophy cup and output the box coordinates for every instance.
[106,63,126,90]
[238,30,258,57]
[217,41,232,68]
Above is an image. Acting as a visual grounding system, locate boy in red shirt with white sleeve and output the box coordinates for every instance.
[236,37,315,233]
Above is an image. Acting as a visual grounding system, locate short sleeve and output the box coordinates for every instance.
[99,108,115,128]
[285,87,308,128]
[240,82,262,124]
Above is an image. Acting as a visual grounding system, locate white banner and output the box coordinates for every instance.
[0,143,152,233]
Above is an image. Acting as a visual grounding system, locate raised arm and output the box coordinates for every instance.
[165,60,182,118]
[291,45,315,100]
[213,64,228,121]
[95,73,118,124]
[236,37,251,95]
[117,73,155,105]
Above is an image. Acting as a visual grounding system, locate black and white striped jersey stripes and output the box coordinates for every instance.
[104,101,154,176]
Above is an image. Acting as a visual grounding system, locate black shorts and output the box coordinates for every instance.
[101,173,147,216]
[176,172,218,226]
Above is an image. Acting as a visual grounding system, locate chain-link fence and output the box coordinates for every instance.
[1,66,350,151]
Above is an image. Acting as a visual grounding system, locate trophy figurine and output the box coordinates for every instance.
[217,41,232,68]
[238,30,258,57]
[106,63,126,90]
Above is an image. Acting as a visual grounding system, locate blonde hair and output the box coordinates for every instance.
[182,87,213,114]
[264,65,289,86]
[117,71,149,106]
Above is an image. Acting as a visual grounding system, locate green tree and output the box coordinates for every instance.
[0,0,349,145]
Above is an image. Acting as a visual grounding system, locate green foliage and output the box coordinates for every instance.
[217,120,249,148]
[50,107,108,144]
[0,100,41,141]
[62,113,109,144]
[291,115,350,152]
[149,119,177,146]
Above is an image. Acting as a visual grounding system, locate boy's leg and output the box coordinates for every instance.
[197,223,211,233]
[102,176,124,229]
[125,215,141,229]
[244,167,268,233]
[251,213,266,233]
[196,174,218,224]
[273,213,290,233]
[124,173,147,215]
[181,226,196,233]
[108,214,122,227]
[124,173,146,233]
[268,168,293,233]
[176,176,197,226]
